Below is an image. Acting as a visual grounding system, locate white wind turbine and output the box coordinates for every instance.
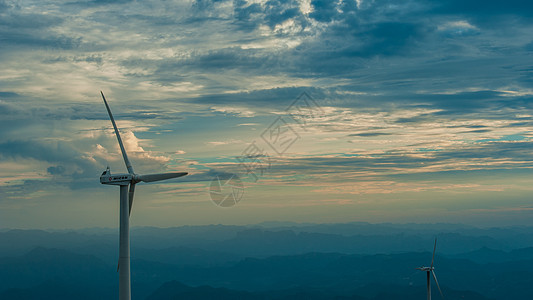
[99,91,188,300]
[416,238,444,300]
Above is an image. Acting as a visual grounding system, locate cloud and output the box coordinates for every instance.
[0,0,533,227]
[90,0,135,4]
[434,0,533,18]
[437,20,480,37]
[0,91,20,98]
[0,4,80,50]
[348,132,393,137]
[206,139,245,146]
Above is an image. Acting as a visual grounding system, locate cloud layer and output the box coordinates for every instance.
[1,0,533,228]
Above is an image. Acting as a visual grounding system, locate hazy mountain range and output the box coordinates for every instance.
[1,222,532,299]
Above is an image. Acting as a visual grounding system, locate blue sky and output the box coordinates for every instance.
[1,0,533,228]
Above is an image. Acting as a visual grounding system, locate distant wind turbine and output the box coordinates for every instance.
[99,91,188,300]
[416,238,444,300]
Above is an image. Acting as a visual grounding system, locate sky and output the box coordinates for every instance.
[1,0,533,229]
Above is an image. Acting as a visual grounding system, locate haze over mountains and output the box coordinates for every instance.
[1,222,532,299]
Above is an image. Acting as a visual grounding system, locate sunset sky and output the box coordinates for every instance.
[1,0,533,228]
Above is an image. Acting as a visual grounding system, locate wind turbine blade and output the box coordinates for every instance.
[431,238,437,268]
[128,183,135,216]
[101,91,134,175]
[138,172,188,183]
[432,270,444,298]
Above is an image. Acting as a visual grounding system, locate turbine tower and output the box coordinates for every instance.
[99,91,188,300]
[416,238,444,300]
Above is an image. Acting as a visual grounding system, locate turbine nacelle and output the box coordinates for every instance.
[100,167,135,185]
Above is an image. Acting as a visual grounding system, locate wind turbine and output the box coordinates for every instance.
[99,91,188,300]
[416,238,444,300]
